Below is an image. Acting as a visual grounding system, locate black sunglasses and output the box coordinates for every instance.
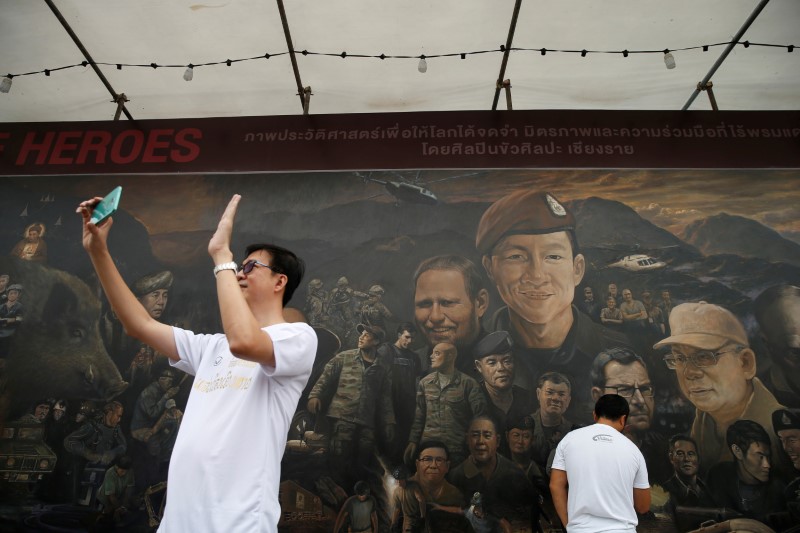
[238,259,282,275]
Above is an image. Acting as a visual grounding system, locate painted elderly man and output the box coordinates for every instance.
[655,302,784,471]
[476,190,629,423]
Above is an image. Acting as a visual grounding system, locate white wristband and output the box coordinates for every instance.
[213,262,238,277]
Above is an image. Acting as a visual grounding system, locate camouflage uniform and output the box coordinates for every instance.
[408,370,486,465]
[360,299,393,329]
[308,348,394,481]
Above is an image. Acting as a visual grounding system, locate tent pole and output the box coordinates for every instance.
[44,0,133,121]
[492,0,523,111]
[276,0,308,113]
[682,0,771,110]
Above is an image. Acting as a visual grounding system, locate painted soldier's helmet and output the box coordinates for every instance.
[337,277,349,287]
[368,284,385,295]
[308,278,323,289]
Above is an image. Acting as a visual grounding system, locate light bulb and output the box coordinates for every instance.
[417,56,427,73]
[183,66,194,81]
[0,77,12,94]
[664,52,676,70]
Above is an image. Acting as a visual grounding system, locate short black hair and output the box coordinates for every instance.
[245,243,305,307]
[591,347,647,388]
[468,414,499,435]
[103,400,123,414]
[594,394,630,421]
[537,371,572,392]
[416,440,450,461]
[354,480,370,496]
[727,419,771,456]
[396,322,417,337]
[116,455,133,470]
[668,433,698,451]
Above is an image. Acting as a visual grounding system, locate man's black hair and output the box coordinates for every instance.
[590,347,647,389]
[354,480,370,496]
[726,419,771,457]
[116,455,133,470]
[245,243,305,307]
[396,322,417,337]
[416,440,450,461]
[537,371,572,392]
[594,394,630,421]
[668,433,699,451]
[468,414,500,435]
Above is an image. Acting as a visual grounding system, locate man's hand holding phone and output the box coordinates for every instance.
[76,186,122,256]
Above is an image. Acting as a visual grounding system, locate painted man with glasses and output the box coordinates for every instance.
[411,440,470,533]
[655,302,784,472]
[590,347,672,485]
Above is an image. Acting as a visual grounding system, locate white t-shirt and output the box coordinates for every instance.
[551,423,649,533]
[158,322,317,532]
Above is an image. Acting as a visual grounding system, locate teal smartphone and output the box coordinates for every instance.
[89,186,122,225]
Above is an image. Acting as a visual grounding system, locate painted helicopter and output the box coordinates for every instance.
[354,170,479,205]
[605,254,667,272]
[591,243,678,273]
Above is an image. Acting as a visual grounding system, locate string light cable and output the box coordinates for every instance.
[0,40,794,90]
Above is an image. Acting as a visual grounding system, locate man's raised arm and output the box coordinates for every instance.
[77,197,178,360]
[207,195,281,366]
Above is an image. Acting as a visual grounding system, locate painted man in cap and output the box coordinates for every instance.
[755,284,800,408]
[655,302,785,471]
[0,283,23,340]
[476,190,629,423]
[308,323,395,485]
[773,408,800,524]
[473,331,535,441]
[405,342,486,467]
[413,255,490,376]
[101,270,174,369]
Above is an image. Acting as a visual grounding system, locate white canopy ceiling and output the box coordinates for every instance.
[1,0,798,123]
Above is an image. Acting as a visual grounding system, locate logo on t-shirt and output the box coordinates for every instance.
[593,434,614,443]
[213,355,224,366]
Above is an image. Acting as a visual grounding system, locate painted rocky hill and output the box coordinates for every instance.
[682,212,800,266]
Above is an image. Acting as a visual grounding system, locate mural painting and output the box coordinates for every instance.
[0,170,798,532]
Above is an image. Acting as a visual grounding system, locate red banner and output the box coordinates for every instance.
[1,110,799,175]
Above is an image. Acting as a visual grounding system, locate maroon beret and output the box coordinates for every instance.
[475,190,575,255]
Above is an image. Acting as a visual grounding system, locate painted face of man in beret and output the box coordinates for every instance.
[477,192,585,348]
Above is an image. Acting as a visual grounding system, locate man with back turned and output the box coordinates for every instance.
[550,394,651,532]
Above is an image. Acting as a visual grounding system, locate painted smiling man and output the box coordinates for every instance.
[477,190,630,423]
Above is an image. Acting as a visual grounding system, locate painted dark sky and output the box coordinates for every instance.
[12,169,800,244]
